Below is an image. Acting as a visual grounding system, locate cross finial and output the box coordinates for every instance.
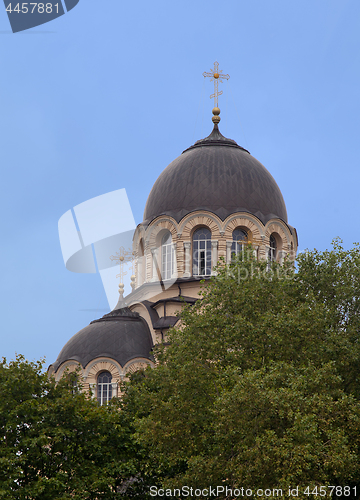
[110,247,136,297]
[203,61,230,107]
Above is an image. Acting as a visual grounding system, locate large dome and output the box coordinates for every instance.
[143,124,287,225]
[51,305,153,371]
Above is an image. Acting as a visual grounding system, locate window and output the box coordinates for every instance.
[193,228,211,276]
[231,229,248,259]
[268,234,277,262]
[97,371,112,405]
[161,232,174,280]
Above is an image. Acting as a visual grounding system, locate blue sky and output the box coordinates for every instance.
[1,0,359,366]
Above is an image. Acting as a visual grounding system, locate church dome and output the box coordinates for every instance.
[51,305,153,371]
[143,123,287,225]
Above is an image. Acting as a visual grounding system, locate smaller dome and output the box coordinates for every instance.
[51,305,153,372]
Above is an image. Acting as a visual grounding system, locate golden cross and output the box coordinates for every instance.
[110,247,135,295]
[203,61,230,107]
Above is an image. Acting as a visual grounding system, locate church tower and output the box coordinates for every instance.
[49,63,298,401]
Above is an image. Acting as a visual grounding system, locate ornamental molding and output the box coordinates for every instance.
[264,220,291,247]
[178,211,222,237]
[55,360,83,382]
[123,358,155,376]
[83,358,122,382]
[223,213,264,239]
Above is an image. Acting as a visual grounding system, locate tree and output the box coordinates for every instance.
[123,240,360,498]
[0,355,150,499]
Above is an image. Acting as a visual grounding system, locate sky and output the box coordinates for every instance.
[1,0,360,366]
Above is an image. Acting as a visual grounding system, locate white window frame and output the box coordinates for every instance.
[97,371,112,405]
[193,228,212,277]
[161,232,174,280]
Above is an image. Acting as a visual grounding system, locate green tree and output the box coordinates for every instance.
[0,355,150,499]
[123,241,360,498]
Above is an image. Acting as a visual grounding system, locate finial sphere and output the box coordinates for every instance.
[214,72,219,79]
[212,107,220,115]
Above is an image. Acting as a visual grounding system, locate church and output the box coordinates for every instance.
[48,64,298,404]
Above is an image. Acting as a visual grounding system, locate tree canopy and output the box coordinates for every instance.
[0,355,149,499]
[123,240,360,498]
[2,240,360,499]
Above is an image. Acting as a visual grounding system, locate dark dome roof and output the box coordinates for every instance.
[143,124,287,225]
[51,305,153,371]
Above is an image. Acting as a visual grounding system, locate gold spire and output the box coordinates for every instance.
[110,247,136,298]
[203,61,230,108]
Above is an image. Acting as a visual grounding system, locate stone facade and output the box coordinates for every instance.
[127,210,297,345]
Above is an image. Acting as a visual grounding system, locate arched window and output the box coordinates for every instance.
[161,232,174,280]
[97,371,112,405]
[231,228,248,259]
[193,228,211,276]
[269,234,277,262]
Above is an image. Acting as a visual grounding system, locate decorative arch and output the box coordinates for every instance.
[264,220,291,250]
[172,212,221,278]
[137,219,178,284]
[224,214,264,241]
[223,214,265,263]
[265,221,295,264]
[84,358,122,383]
[54,360,83,383]
[179,211,222,239]
[83,358,122,401]
[123,358,155,379]
[132,224,146,250]
[145,217,178,249]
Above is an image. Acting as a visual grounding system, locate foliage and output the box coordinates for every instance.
[122,240,360,498]
[0,355,149,499]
